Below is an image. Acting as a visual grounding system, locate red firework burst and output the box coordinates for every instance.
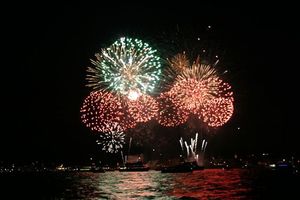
[156,92,189,127]
[126,94,158,123]
[165,53,234,127]
[200,97,234,127]
[80,91,136,132]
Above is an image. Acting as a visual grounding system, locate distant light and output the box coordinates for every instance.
[215,55,219,58]
[202,49,206,53]
[269,164,276,168]
[197,37,200,41]
[278,163,288,167]
[237,127,240,130]
[208,25,212,29]
[152,149,155,152]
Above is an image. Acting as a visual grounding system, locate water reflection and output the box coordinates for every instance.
[2,168,299,199]
[60,169,253,199]
[167,169,252,199]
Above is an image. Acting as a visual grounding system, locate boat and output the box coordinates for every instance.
[102,166,115,171]
[189,161,204,170]
[90,166,105,173]
[119,154,149,172]
[161,162,193,173]
[119,161,150,172]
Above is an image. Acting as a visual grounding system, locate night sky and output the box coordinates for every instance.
[2,3,298,163]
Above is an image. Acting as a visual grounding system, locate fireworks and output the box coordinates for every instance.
[80,91,121,132]
[168,77,233,115]
[86,37,162,98]
[201,97,234,127]
[166,53,221,113]
[169,53,218,81]
[127,94,158,123]
[179,133,208,166]
[81,34,235,154]
[166,53,234,127]
[169,53,190,70]
[156,92,189,127]
[96,122,125,153]
[127,89,141,101]
[168,78,217,114]
[80,91,136,132]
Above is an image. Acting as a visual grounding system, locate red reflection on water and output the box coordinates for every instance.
[114,172,158,198]
[169,169,252,199]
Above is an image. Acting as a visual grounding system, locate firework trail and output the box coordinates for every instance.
[185,141,190,157]
[179,137,184,152]
[121,151,125,166]
[180,133,208,166]
[128,137,132,156]
[201,139,205,151]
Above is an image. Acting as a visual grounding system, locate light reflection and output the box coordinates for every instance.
[63,169,253,199]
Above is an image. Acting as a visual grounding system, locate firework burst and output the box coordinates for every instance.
[96,122,125,153]
[169,53,217,81]
[168,78,219,114]
[156,92,189,127]
[80,91,136,132]
[166,53,234,126]
[86,37,162,98]
[200,97,234,127]
[80,91,122,132]
[127,94,158,123]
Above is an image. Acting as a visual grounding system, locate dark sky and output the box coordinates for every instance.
[2,3,298,163]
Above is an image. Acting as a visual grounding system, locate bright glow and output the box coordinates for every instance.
[127,90,141,101]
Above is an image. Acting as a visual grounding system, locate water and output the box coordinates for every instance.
[1,169,299,199]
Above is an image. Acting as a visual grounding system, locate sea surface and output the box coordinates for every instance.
[1,169,299,199]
